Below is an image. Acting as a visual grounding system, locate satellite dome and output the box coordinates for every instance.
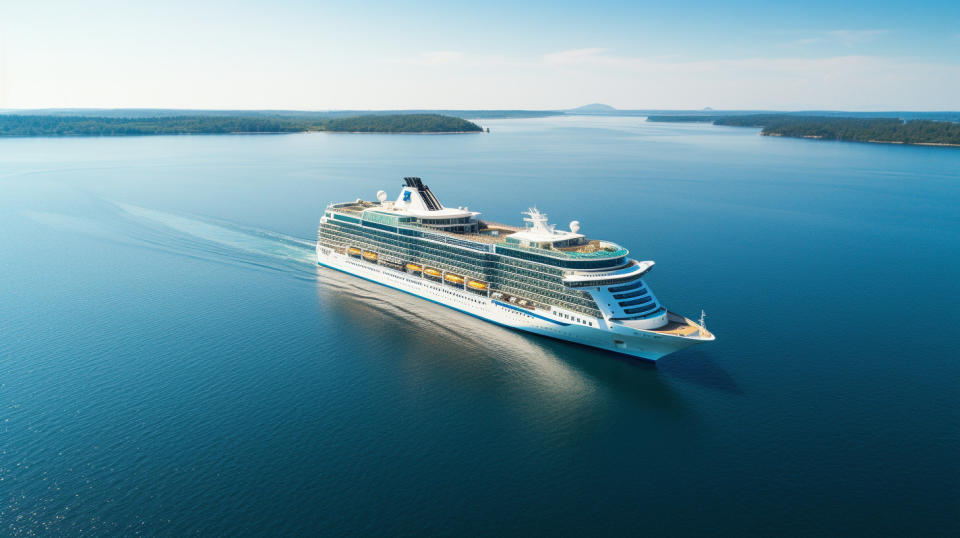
[376,190,388,203]
[570,220,580,233]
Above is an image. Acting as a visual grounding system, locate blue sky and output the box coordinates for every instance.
[1,0,958,110]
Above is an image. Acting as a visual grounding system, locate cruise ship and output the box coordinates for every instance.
[316,177,714,360]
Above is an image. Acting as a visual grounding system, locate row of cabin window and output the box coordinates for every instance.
[333,244,605,326]
[618,296,653,308]
[608,280,642,293]
[322,228,602,315]
[557,311,593,326]
[623,303,659,315]
[329,220,599,286]
[322,230,599,315]
[613,287,647,300]
[620,307,667,321]
[322,225,605,315]
[566,275,643,288]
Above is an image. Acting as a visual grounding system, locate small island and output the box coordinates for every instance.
[647,114,960,147]
[0,113,483,137]
[320,114,482,133]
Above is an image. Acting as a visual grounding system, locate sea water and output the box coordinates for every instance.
[1,116,957,535]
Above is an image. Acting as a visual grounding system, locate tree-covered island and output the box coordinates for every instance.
[0,113,483,137]
[647,114,960,147]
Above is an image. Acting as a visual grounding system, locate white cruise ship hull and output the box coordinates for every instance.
[317,246,705,361]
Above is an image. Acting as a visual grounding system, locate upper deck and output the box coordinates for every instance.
[324,179,632,268]
[327,200,628,261]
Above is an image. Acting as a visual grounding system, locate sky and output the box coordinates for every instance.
[1,0,958,111]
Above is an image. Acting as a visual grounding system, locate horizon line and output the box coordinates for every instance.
[2,106,960,113]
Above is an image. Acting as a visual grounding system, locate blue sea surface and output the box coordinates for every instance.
[1,117,957,536]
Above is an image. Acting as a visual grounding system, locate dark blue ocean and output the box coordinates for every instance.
[1,117,957,536]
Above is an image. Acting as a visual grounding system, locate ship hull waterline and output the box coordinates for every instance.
[317,247,705,361]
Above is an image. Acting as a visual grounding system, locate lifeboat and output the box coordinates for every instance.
[362,251,378,261]
[467,280,487,291]
[406,263,422,273]
[444,273,464,284]
[347,247,362,256]
[424,267,442,278]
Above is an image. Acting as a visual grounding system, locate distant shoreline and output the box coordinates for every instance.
[316,130,482,135]
[649,114,960,148]
[863,139,960,147]
[0,113,483,138]
[761,132,960,147]
[0,130,484,138]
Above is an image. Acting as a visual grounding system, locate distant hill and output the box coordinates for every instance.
[567,103,618,114]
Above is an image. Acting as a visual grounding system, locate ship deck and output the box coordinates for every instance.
[328,205,623,256]
[648,313,712,338]
[333,201,378,213]
[554,239,620,254]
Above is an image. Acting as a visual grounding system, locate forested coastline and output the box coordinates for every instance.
[0,114,482,137]
[647,114,960,146]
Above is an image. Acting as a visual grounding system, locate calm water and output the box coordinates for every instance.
[1,117,957,536]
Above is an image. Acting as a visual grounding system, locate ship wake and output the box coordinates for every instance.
[109,202,319,281]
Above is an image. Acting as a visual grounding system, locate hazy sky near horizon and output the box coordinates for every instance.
[1,0,958,111]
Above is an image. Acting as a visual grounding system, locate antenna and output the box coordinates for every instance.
[523,208,555,234]
[376,190,387,203]
[698,310,707,336]
[569,220,580,233]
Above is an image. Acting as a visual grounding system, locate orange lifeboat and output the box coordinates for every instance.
[424,267,442,278]
[347,247,362,256]
[406,263,422,272]
[444,273,464,284]
[362,251,378,261]
[467,280,487,291]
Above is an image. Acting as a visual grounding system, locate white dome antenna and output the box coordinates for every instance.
[570,220,580,233]
[376,190,388,203]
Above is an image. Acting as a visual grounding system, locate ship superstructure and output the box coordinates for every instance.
[316,177,713,360]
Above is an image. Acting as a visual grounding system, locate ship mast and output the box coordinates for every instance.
[522,208,555,235]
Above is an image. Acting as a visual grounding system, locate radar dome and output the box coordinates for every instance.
[376,190,388,203]
[570,220,580,233]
